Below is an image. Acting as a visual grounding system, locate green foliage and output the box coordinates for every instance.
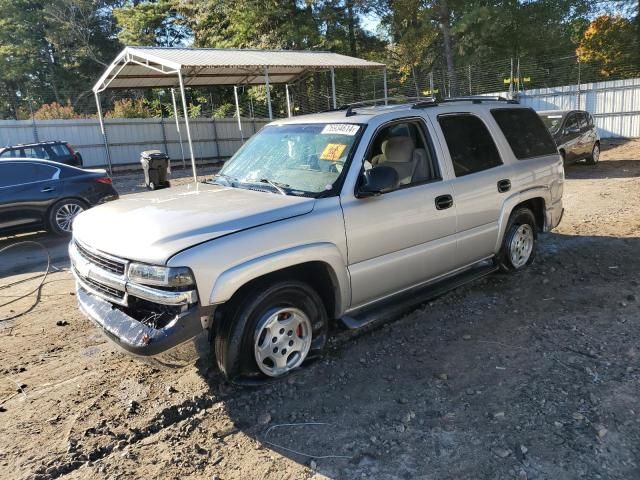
[0,0,121,119]
[213,103,235,118]
[0,0,636,119]
[114,0,187,46]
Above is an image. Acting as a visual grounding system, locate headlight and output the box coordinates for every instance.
[128,263,195,287]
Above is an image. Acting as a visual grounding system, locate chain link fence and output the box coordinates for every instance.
[2,45,639,122]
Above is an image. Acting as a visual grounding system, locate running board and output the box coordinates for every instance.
[340,262,499,330]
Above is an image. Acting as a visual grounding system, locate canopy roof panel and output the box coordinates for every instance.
[94,46,386,91]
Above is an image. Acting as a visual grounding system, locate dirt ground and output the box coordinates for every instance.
[1,140,639,480]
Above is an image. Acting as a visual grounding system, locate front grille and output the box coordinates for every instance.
[75,241,125,276]
[84,276,125,301]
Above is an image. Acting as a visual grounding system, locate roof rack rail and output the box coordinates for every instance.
[411,97,438,109]
[336,96,437,117]
[441,96,519,104]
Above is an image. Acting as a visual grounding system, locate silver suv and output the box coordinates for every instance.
[70,97,564,381]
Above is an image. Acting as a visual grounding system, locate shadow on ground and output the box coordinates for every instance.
[207,232,640,479]
[565,158,640,180]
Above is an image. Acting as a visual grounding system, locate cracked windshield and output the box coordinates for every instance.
[213,123,361,195]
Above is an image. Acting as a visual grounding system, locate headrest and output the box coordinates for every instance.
[381,136,414,163]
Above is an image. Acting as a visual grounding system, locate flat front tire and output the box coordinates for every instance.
[215,280,328,381]
[497,208,537,272]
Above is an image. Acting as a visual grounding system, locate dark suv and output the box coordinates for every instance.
[538,110,600,165]
[0,141,83,167]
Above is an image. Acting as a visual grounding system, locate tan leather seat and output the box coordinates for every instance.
[372,136,429,185]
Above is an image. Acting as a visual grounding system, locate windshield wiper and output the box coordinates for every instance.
[209,173,237,186]
[257,178,288,195]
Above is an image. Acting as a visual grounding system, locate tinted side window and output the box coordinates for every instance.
[49,144,70,158]
[0,163,57,187]
[438,114,502,177]
[491,108,558,160]
[0,163,36,187]
[22,146,50,159]
[0,149,20,158]
[578,112,588,129]
[565,114,578,131]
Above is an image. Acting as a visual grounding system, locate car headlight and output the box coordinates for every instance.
[128,263,195,287]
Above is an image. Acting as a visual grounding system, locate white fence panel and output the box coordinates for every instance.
[0,116,273,168]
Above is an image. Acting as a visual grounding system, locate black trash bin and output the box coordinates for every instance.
[140,150,170,190]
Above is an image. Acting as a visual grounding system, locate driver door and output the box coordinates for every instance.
[340,118,458,309]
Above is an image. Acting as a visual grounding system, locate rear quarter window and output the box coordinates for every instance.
[491,108,558,160]
[437,113,502,177]
[49,144,70,158]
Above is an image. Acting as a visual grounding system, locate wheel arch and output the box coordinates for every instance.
[495,191,548,253]
[209,243,350,319]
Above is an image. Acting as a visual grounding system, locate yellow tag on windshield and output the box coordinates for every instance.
[320,143,347,161]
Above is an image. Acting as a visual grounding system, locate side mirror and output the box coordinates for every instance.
[566,126,580,135]
[357,166,399,198]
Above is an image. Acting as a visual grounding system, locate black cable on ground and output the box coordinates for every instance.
[0,240,51,321]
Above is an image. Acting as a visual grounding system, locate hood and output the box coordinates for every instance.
[73,182,315,264]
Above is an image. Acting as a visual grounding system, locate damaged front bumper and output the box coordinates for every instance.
[76,284,207,359]
[70,240,212,365]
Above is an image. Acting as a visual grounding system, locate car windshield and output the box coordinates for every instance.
[213,123,362,196]
[541,114,564,134]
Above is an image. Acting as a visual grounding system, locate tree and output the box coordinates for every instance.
[0,0,120,119]
[177,0,319,49]
[577,15,640,78]
[33,102,83,119]
[114,0,189,47]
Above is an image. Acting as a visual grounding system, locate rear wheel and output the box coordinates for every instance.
[585,142,600,165]
[215,280,328,381]
[497,208,537,272]
[48,199,87,236]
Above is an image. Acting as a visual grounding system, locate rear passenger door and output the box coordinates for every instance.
[435,113,511,266]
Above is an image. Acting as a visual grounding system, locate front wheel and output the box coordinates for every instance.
[48,199,87,236]
[215,280,328,381]
[585,142,600,165]
[497,208,537,272]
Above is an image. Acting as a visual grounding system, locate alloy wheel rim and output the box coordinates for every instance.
[55,203,84,232]
[509,224,534,268]
[254,307,312,377]
[592,145,600,163]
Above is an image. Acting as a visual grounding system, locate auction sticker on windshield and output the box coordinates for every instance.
[321,124,360,136]
[320,143,347,161]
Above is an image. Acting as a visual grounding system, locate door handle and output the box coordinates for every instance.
[435,194,453,210]
[40,187,54,192]
[497,179,511,193]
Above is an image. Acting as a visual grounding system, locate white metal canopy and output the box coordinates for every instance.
[92,46,387,179]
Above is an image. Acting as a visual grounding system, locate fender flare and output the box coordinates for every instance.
[208,242,350,317]
[494,187,550,252]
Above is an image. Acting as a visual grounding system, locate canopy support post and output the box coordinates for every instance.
[331,67,337,109]
[265,66,273,120]
[177,71,197,184]
[94,91,113,176]
[383,67,388,105]
[170,88,186,169]
[234,86,244,142]
[285,84,292,117]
